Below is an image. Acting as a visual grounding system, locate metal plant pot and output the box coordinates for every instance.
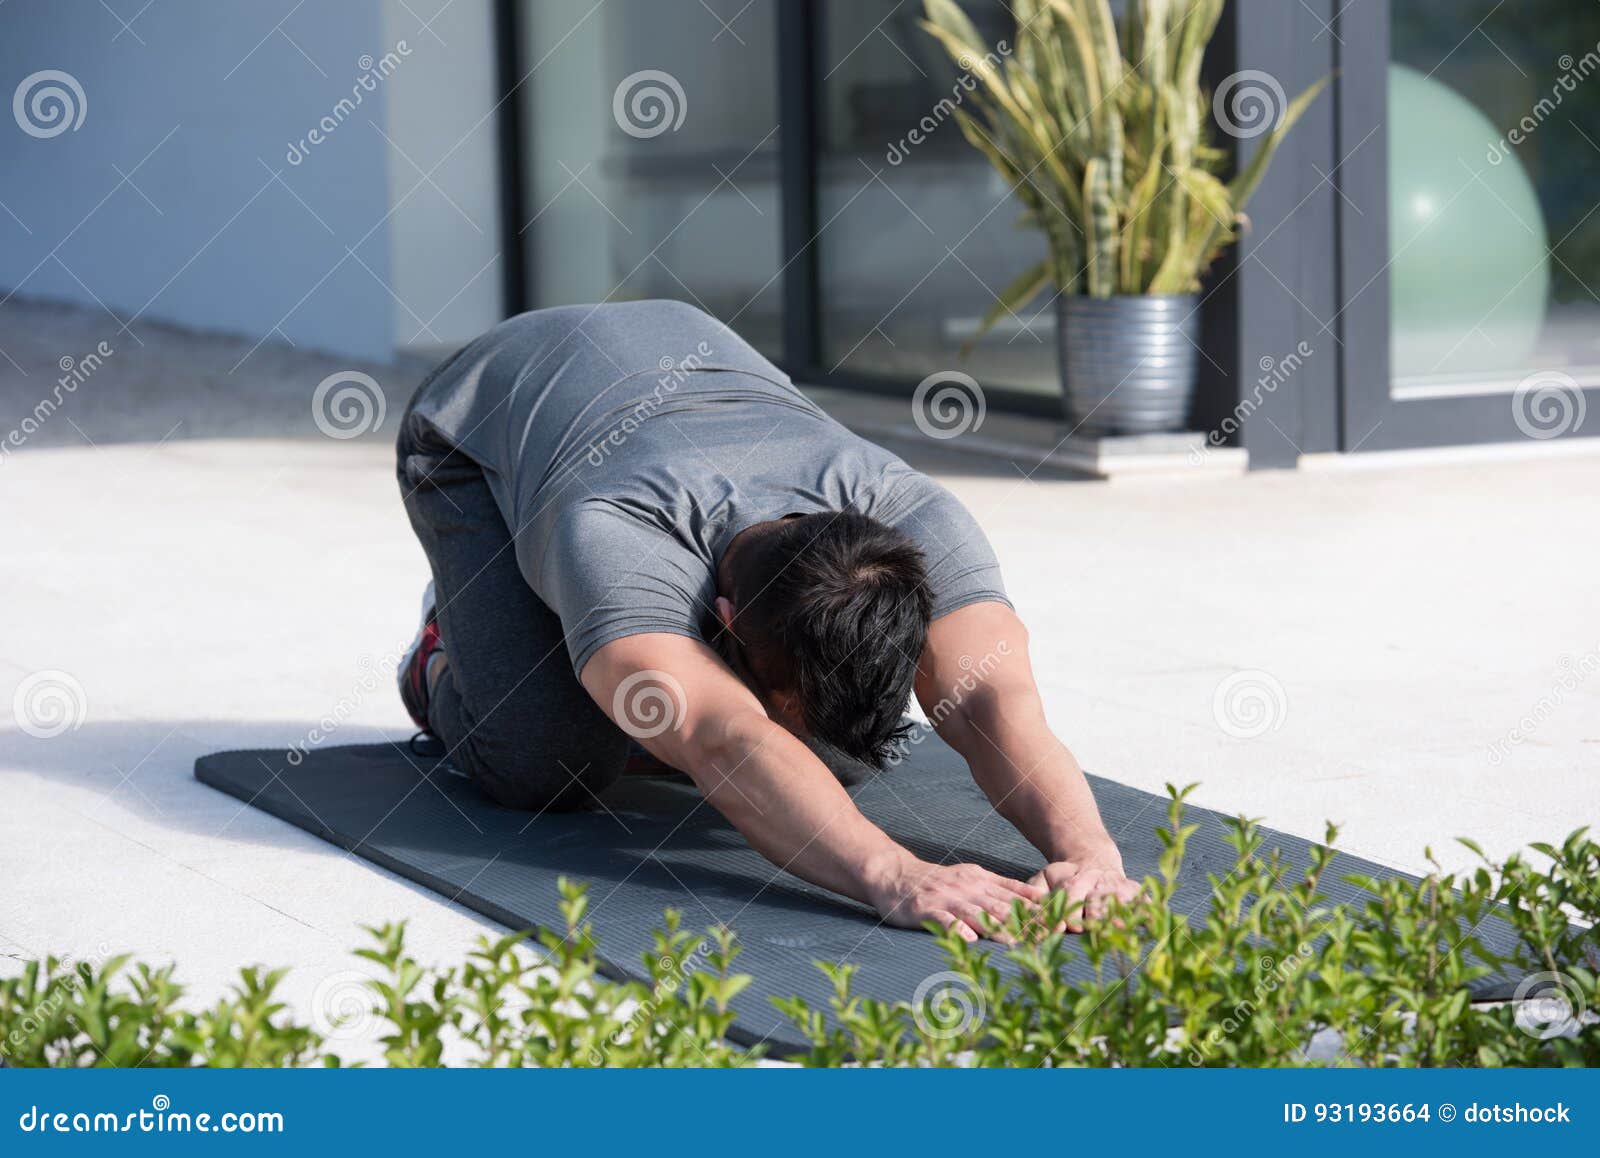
[1058,293,1199,435]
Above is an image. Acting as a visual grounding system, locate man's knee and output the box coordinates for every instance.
[476,772,588,814]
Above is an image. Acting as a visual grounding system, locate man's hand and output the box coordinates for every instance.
[917,602,1139,934]
[1029,860,1141,932]
[867,857,1046,944]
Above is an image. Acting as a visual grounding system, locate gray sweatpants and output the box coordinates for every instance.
[396,396,631,812]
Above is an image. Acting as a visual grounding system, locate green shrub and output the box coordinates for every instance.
[0,882,751,1070]
[2,789,1595,1068]
[780,789,1597,1068]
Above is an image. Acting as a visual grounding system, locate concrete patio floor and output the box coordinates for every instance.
[3,301,1598,1057]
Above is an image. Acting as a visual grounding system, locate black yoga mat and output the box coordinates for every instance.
[196,740,1532,1056]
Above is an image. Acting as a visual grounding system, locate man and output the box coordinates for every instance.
[395,300,1136,941]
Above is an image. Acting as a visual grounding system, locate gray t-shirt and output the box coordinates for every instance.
[407,300,1009,676]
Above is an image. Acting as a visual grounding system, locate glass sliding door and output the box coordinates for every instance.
[813,0,1060,400]
[518,0,784,356]
[1387,1,1600,399]
[1335,0,1600,449]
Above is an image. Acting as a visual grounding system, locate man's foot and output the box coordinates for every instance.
[398,581,443,733]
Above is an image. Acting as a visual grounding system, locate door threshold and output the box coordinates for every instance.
[1300,436,1600,472]
[802,384,1247,481]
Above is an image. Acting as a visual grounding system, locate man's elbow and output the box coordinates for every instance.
[677,705,776,788]
[934,679,1045,750]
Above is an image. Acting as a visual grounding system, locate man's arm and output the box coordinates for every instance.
[580,632,1043,940]
[914,600,1138,929]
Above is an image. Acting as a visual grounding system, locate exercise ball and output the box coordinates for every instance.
[1388,63,1549,381]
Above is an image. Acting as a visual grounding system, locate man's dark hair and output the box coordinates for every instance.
[719,511,933,769]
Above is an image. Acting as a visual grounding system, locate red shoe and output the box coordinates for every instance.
[398,581,443,734]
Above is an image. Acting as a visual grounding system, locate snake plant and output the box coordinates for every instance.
[921,0,1326,326]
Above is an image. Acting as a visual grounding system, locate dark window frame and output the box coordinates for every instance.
[1334,0,1600,451]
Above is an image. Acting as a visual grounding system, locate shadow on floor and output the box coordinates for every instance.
[7,716,1023,879]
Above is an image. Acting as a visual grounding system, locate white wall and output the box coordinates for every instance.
[0,0,508,363]
[0,0,394,361]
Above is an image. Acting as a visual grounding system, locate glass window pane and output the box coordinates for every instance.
[1389,2,1600,395]
[816,1,1058,396]
[522,0,783,357]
